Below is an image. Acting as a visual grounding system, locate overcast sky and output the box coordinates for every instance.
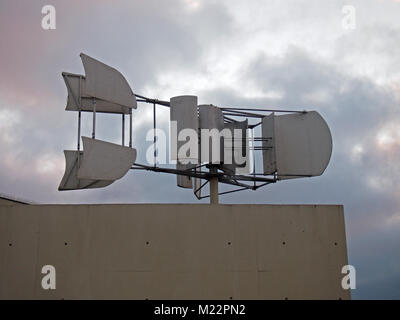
[1,0,400,299]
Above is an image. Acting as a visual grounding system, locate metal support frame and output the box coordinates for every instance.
[198,187,249,199]
[193,180,208,198]
[134,94,307,116]
[131,93,309,199]
[77,76,82,181]
[131,163,276,188]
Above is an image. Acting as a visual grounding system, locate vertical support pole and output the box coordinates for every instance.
[129,109,132,148]
[77,76,82,180]
[122,114,125,146]
[252,128,256,189]
[92,98,96,139]
[153,102,156,167]
[77,112,81,150]
[77,76,82,152]
[209,166,219,204]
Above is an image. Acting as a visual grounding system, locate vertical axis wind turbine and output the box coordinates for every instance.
[59,54,333,204]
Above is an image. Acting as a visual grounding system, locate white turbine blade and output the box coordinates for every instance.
[199,104,224,130]
[198,104,224,164]
[62,72,131,114]
[80,53,137,109]
[176,163,193,189]
[170,95,199,163]
[273,111,332,180]
[261,113,277,175]
[221,120,250,175]
[58,150,114,191]
[62,72,83,110]
[77,137,136,181]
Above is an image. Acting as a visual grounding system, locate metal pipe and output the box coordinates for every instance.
[222,109,265,117]
[249,121,262,129]
[92,98,96,139]
[129,109,132,148]
[221,107,306,113]
[77,76,83,173]
[77,76,82,152]
[193,180,208,196]
[200,187,249,199]
[252,128,256,189]
[222,112,264,118]
[219,178,254,189]
[134,94,170,107]
[77,112,81,151]
[122,114,125,146]
[131,163,209,180]
[153,102,156,166]
[131,162,277,183]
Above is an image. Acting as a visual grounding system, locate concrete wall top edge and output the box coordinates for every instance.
[0,203,344,208]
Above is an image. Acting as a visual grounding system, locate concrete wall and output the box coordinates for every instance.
[0,199,17,206]
[0,197,28,206]
[0,204,350,300]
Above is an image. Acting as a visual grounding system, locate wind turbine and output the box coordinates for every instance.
[59,54,333,204]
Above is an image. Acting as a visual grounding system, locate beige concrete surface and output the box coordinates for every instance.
[0,196,29,206]
[0,198,21,206]
[0,204,350,300]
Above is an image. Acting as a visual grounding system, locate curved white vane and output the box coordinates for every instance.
[262,111,332,180]
[170,95,199,188]
[199,104,225,164]
[170,95,199,163]
[221,120,250,175]
[77,137,137,181]
[176,163,194,189]
[62,72,131,114]
[261,113,276,175]
[80,53,137,109]
[199,104,224,131]
[58,150,114,191]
